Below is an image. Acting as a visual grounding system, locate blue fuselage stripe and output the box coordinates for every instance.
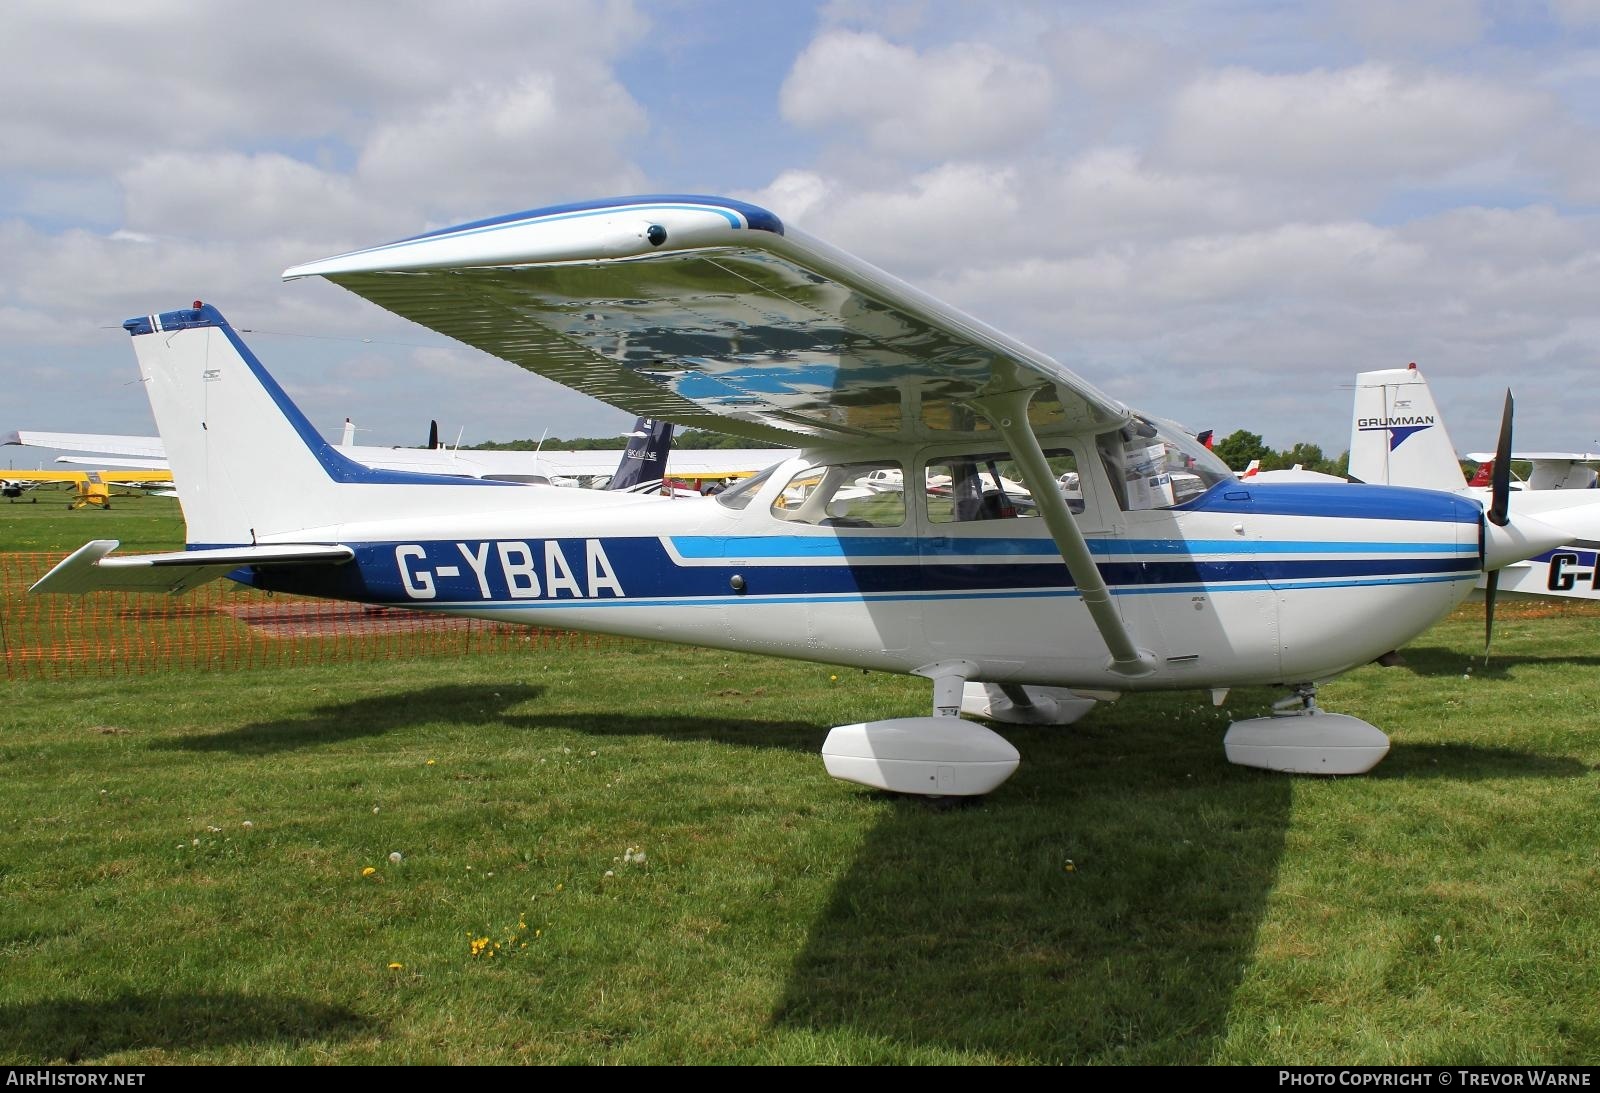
[234,534,1482,607]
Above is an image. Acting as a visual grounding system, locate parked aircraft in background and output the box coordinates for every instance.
[1349,364,1600,610]
[1465,452,1600,492]
[6,424,790,488]
[1,467,174,506]
[33,196,1600,796]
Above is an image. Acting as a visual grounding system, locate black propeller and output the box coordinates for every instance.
[1483,390,1513,660]
[427,420,440,450]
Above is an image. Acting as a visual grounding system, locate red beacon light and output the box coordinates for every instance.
[193,300,204,310]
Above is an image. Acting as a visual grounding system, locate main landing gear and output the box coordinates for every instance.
[821,660,1018,796]
[1223,683,1390,775]
[819,660,1098,797]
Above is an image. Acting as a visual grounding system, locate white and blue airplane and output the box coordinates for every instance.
[32,195,1600,795]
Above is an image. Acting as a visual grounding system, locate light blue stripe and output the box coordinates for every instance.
[669,535,1475,559]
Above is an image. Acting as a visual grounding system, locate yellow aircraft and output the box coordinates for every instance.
[1,468,173,508]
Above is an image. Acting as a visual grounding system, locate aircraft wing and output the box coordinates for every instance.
[55,455,170,471]
[4,430,167,459]
[1466,451,1600,464]
[284,195,1131,446]
[32,540,353,595]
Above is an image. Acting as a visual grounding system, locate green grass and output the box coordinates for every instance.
[0,489,185,553]
[2,607,1599,1064]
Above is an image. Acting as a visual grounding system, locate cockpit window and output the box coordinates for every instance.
[770,461,906,528]
[1097,416,1232,510]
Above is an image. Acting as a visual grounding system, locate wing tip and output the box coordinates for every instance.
[282,194,783,281]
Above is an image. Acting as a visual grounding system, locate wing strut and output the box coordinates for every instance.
[971,368,1156,678]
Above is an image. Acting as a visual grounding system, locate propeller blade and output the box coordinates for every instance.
[427,420,440,450]
[1487,390,1513,527]
[1483,568,1499,662]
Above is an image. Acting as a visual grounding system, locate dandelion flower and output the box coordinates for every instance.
[362,866,376,877]
[555,883,563,892]
[589,749,597,757]
[388,962,404,970]
[426,759,436,766]
[192,838,200,846]
[389,852,403,864]
[604,870,615,878]
[241,820,254,829]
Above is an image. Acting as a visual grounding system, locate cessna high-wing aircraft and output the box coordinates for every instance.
[32,195,1600,795]
[1349,364,1600,607]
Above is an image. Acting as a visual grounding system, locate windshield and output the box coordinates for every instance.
[714,462,783,511]
[1097,416,1233,510]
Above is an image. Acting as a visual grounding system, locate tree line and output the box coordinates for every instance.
[1210,430,1349,477]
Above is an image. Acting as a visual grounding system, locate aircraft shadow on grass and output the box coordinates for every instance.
[1370,742,1592,780]
[767,710,1290,1064]
[766,712,1592,1062]
[154,683,550,755]
[1391,646,1600,680]
[0,991,372,1062]
[157,682,825,758]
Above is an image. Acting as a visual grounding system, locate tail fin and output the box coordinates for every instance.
[125,303,514,545]
[1347,364,1466,490]
[1468,458,1494,489]
[606,417,674,491]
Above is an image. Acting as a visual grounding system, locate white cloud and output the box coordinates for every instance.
[1551,0,1600,26]
[119,152,380,243]
[0,1,648,175]
[767,162,1022,271]
[780,30,1053,159]
[1165,63,1547,180]
[356,71,648,223]
[1330,0,1485,50]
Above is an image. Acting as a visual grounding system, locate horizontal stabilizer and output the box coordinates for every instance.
[31,540,353,595]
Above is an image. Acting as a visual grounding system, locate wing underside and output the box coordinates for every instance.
[285,197,1128,447]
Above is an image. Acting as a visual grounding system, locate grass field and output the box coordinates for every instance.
[3,497,1599,1063]
[0,488,185,553]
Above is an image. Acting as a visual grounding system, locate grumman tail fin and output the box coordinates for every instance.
[124,303,518,546]
[1348,365,1466,491]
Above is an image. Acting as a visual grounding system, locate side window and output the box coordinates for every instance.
[926,449,1082,523]
[770,461,906,528]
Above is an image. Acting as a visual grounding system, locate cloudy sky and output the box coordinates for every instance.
[5,0,1600,467]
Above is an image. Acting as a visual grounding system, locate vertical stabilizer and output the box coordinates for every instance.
[607,417,674,491]
[1348,365,1467,491]
[124,303,515,545]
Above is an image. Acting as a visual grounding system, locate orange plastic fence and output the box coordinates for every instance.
[1,552,619,680]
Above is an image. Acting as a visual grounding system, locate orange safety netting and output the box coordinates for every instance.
[0,552,619,680]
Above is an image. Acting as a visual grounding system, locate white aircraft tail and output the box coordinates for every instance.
[125,303,525,545]
[1347,365,1466,491]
